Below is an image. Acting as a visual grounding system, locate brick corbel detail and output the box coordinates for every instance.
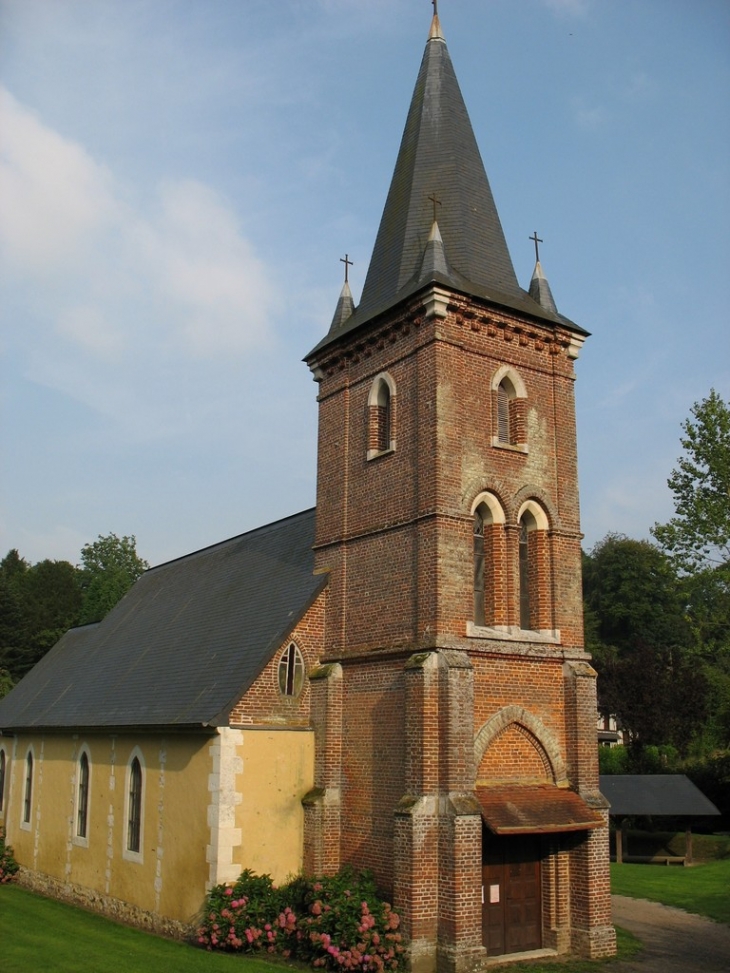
[303,663,343,876]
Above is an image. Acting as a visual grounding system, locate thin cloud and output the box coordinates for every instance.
[0,89,279,437]
[0,88,118,274]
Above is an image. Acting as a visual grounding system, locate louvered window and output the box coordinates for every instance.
[497,382,511,443]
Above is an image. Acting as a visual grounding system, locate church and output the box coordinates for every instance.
[0,9,615,969]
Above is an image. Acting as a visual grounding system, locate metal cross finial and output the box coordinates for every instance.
[432,0,439,17]
[427,192,442,224]
[340,253,353,284]
[529,231,543,262]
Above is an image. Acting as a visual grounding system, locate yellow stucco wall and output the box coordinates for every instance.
[0,726,315,924]
[1,732,212,924]
[234,728,314,885]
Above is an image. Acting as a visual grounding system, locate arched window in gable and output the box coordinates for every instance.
[278,642,305,698]
[367,373,395,459]
[491,367,527,450]
[471,492,507,628]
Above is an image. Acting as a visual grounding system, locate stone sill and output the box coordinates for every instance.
[491,438,527,454]
[466,622,561,644]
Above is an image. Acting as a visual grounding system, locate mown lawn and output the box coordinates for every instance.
[610,857,730,924]
[0,885,281,973]
[0,883,643,973]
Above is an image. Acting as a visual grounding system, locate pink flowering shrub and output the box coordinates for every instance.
[196,867,405,972]
[0,828,19,884]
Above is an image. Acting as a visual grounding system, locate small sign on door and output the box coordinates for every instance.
[489,884,500,904]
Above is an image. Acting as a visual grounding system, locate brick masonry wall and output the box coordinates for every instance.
[228,592,325,727]
[307,285,612,964]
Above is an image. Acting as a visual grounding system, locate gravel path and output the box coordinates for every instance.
[605,895,730,973]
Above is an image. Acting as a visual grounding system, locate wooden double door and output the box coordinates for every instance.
[482,833,542,956]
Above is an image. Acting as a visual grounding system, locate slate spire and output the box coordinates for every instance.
[356,10,522,323]
[528,260,558,315]
[328,279,356,334]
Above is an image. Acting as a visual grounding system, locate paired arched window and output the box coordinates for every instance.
[472,493,506,628]
[0,749,6,813]
[517,502,550,633]
[491,367,527,450]
[76,751,90,840]
[278,642,305,697]
[23,751,33,824]
[367,373,395,459]
[471,495,551,635]
[126,755,143,855]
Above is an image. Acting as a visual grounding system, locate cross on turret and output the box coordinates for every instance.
[529,231,543,262]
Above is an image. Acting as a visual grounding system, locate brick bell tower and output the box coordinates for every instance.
[304,10,615,972]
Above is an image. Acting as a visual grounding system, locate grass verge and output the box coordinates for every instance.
[0,885,284,973]
[610,858,730,924]
[1,882,643,973]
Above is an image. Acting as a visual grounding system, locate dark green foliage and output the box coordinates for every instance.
[0,554,82,680]
[197,867,405,972]
[584,534,707,753]
[0,827,20,884]
[0,534,149,682]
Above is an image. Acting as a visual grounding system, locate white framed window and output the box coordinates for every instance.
[21,747,34,830]
[74,747,91,845]
[123,748,145,862]
[278,642,305,697]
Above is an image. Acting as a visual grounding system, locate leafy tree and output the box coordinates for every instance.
[78,533,149,624]
[584,534,707,754]
[0,574,26,682]
[652,389,730,572]
[0,668,14,699]
[0,558,82,679]
[651,391,730,750]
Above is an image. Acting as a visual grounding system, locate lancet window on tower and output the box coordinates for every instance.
[367,374,396,459]
[517,502,551,633]
[491,367,527,450]
[472,493,507,628]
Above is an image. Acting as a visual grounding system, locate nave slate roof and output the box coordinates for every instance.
[309,13,585,360]
[0,509,325,733]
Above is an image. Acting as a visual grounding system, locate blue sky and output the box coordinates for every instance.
[1,0,728,568]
